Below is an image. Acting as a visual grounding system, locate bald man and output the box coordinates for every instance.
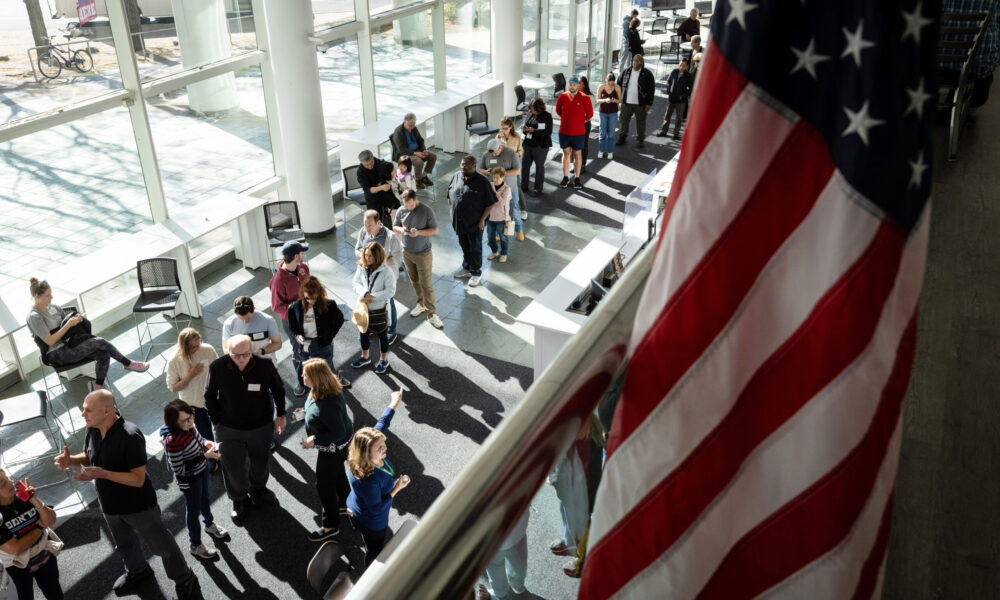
[205,335,286,524]
[55,390,199,598]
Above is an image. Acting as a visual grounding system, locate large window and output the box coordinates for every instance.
[370,0,426,17]
[318,39,365,151]
[372,15,436,117]
[443,0,491,84]
[523,0,540,62]
[313,0,355,29]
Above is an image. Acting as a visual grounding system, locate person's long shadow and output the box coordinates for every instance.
[240,505,316,598]
[210,541,281,600]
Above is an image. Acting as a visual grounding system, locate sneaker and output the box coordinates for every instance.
[338,373,352,389]
[293,384,307,397]
[204,523,228,539]
[351,356,372,369]
[231,499,249,525]
[562,558,581,578]
[655,129,667,137]
[487,252,499,261]
[387,332,398,346]
[87,381,103,393]
[190,543,218,560]
[673,133,681,140]
[374,360,390,374]
[608,153,614,160]
[499,255,508,263]
[521,211,528,220]
[410,304,428,318]
[559,176,570,188]
[516,232,525,241]
[453,268,472,279]
[113,565,154,594]
[416,181,427,190]
[636,139,646,148]
[251,488,279,507]
[469,275,482,287]
[428,314,444,329]
[573,178,583,190]
[307,527,340,543]
[420,176,435,186]
[125,360,150,373]
[550,539,574,556]
[600,152,606,159]
[175,572,201,600]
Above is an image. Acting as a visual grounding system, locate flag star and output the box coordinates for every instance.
[904,77,933,119]
[790,38,830,80]
[842,101,885,146]
[909,151,928,189]
[901,1,934,45]
[726,0,759,30]
[841,21,876,67]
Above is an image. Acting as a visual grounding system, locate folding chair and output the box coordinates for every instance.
[514,85,531,121]
[465,103,499,137]
[263,201,307,272]
[0,391,73,491]
[133,258,188,361]
[937,9,993,160]
[552,72,566,99]
[658,40,681,78]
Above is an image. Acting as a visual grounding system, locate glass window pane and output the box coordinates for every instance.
[0,12,123,125]
[443,0,491,84]
[523,0,539,62]
[145,66,274,213]
[373,15,435,116]
[313,0,355,29]
[318,39,364,151]
[370,0,424,17]
[542,0,569,64]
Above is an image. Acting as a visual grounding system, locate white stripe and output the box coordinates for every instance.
[611,204,929,600]
[590,171,879,549]
[628,85,798,354]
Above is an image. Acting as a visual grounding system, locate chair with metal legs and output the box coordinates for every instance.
[0,391,73,491]
[133,258,188,361]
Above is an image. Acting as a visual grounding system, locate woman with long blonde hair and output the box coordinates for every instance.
[346,388,407,568]
[165,328,220,470]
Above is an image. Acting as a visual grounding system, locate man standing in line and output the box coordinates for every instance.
[555,76,594,190]
[269,240,309,396]
[393,189,444,329]
[355,209,404,344]
[657,58,694,140]
[676,7,700,41]
[55,390,200,599]
[620,8,639,72]
[616,55,655,149]
[390,113,437,188]
[205,335,287,525]
[447,156,497,288]
[480,138,521,199]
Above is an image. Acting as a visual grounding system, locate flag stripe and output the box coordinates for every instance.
[584,218,905,599]
[611,117,826,459]
[851,493,896,600]
[662,47,749,226]
[589,172,881,551]
[697,315,917,599]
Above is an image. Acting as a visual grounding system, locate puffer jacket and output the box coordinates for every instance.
[351,262,397,311]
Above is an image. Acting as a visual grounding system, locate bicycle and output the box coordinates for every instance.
[36,34,93,80]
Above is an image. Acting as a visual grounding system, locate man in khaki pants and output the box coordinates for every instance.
[392,189,444,329]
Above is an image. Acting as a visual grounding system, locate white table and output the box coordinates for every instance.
[516,238,621,375]
[518,77,550,95]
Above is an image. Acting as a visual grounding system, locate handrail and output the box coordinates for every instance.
[346,233,658,598]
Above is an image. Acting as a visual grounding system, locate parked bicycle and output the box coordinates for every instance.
[36,34,93,80]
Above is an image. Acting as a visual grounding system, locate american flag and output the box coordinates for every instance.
[580,0,937,598]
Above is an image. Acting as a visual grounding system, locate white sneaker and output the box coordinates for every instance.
[410,304,427,318]
[204,523,228,539]
[499,255,508,263]
[428,314,444,329]
[469,275,482,287]
[521,211,528,220]
[190,543,218,560]
[607,153,614,160]
[487,252,500,261]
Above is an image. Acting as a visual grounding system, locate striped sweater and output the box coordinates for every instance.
[159,425,208,489]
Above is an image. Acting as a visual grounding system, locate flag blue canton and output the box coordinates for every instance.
[709,0,940,234]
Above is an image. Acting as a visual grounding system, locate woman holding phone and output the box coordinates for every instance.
[346,388,408,568]
[166,328,219,471]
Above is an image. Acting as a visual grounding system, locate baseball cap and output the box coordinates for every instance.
[486,139,502,153]
[282,240,309,258]
[568,76,580,84]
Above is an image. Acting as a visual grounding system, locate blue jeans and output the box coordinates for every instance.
[300,341,334,373]
[552,452,589,550]
[486,221,508,256]
[599,112,619,154]
[388,297,397,336]
[508,183,523,233]
[182,469,215,547]
[485,535,528,599]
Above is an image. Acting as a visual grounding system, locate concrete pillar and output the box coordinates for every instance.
[255,0,335,234]
[393,0,429,45]
[491,0,523,117]
[170,0,238,113]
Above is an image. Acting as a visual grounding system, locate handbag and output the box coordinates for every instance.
[351,300,369,333]
[504,220,515,236]
[366,307,388,335]
[60,310,93,348]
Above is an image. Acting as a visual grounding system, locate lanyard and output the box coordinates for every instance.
[376,460,395,478]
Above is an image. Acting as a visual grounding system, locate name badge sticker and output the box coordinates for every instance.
[248,383,261,392]
[537,123,546,130]
[251,332,266,341]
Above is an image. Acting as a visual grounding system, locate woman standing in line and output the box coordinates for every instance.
[596,72,622,159]
[288,276,350,389]
[520,98,553,197]
[578,76,596,174]
[300,358,353,543]
[346,388,408,569]
[166,328,219,471]
[497,117,526,238]
[350,242,397,375]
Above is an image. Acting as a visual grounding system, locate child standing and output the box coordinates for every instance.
[486,167,512,263]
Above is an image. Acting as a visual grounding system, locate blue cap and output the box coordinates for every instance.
[282,240,308,258]
[568,76,580,84]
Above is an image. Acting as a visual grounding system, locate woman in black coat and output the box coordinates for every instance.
[288,276,350,389]
[627,18,645,59]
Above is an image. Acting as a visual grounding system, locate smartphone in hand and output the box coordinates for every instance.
[14,480,35,502]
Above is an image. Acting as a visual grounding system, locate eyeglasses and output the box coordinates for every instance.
[232,351,253,358]
[180,415,195,425]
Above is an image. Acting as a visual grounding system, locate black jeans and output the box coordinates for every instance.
[360,525,389,570]
[315,445,351,530]
[47,336,129,385]
[456,228,485,276]
[7,552,64,600]
[521,145,547,192]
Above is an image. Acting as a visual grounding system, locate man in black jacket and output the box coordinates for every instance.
[205,335,287,524]
[617,54,656,148]
[658,58,695,140]
[356,150,399,224]
[447,155,497,288]
[390,113,436,188]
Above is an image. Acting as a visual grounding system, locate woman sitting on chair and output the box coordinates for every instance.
[26,277,149,392]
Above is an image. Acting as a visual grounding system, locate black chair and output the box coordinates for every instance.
[515,85,532,118]
[612,48,621,66]
[695,1,712,17]
[659,40,681,77]
[0,391,73,491]
[133,257,188,360]
[388,135,401,162]
[647,17,668,37]
[31,335,94,433]
[263,201,307,271]
[341,165,368,247]
[552,72,566,98]
[465,103,499,137]
[937,9,993,160]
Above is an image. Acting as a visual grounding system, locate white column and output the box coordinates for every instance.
[431,3,447,147]
[567,0,578,74]
[169,0,238,112]
[254,0,335,234]
[355,0,378,124]
[491,0,523,115]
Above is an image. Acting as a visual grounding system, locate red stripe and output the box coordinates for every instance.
[605,122,832,459]
[852,492,896,600]
[660,50,748,232]
[583,220,906,600]
[696,316,917,599]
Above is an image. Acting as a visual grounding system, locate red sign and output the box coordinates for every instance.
[76,0,97,26]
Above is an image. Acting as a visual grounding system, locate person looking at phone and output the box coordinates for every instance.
[26,277,149,393]
[392,190,443,329]
[0,469,62,600]
[54,390,200,599]
[165,328,220,472]
[346,388,409,569]
[160,399,228,561]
